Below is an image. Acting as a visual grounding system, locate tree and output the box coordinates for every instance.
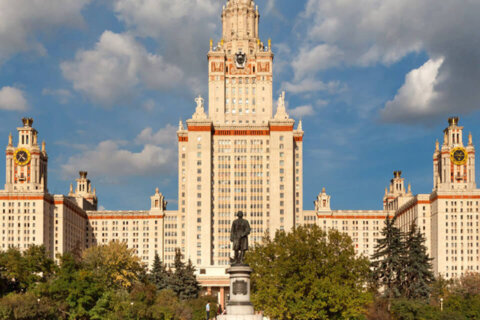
[371,216,404,300]
[401,224,435,300]
[0,291,57,320]
[444,273,480,319]
[168,249,200,300]
[246,225,372,320]
[82,241,146,289]
[182,259,200,300]
[0,246,55,294]
[149,253,170,291]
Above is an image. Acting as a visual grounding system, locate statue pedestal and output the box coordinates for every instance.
[217,265,263,320]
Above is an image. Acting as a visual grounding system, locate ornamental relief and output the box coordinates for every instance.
[229,63,253,75]
[211,62,224,72]
[257,61,270,72]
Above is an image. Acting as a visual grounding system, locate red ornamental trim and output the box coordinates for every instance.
[178,137,188,142]
[316,215,392,220]
[188,126,212,132]
[214,130,269,136]
[0,195,54,204]
[270,125,293,131]
[87,215,164,220]
[433,195,480,201]
[294,136,303,142]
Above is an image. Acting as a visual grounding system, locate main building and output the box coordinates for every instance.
[1,0,478,305]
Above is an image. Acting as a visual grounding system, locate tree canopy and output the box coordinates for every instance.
[246,224,372,320]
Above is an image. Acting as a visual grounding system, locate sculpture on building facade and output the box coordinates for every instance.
[230,211,251,265]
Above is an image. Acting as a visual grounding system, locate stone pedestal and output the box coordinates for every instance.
[217,265,263,320]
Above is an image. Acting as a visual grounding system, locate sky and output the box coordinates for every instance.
[1,0,480,211]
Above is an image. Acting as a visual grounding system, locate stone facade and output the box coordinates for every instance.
[1,0,479,310]
[313,118,480,279]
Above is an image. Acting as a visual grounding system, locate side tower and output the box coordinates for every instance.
[430,117,480,278]
[1,118,54,253]
[5,118,48,192]
[433,117,476,191]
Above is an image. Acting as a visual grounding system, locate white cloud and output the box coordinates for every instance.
[62,124,177,183]
[0,0,91,64]
[135,125,177,145]
[294,0,480,122]
[42,89,73,104]
[61,31,183,106]
[283,78,345,95]
[381,58,444,123]
[289,105,315,118]
[292,44,343,80]
[0,86,28,111]
[111,0,220,90]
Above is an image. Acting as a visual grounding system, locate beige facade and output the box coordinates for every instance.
[314,118,480,279]
[178,0,303,268]
[1,2,479,302]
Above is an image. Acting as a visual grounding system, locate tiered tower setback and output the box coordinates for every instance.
[178,0,303,267]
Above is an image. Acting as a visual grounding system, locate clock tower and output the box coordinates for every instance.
[5,118,48,192]
[433,117,476,191]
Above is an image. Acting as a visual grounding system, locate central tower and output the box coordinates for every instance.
[178,0,303,268]
[208,0,273,124]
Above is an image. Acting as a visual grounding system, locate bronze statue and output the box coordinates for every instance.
[230,211,251,264]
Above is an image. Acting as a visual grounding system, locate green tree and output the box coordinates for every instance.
[0,246,55,294]
[371,216,404,300]
[169,249,200,300]
[401,224,435,300]
[246,225,372,320]
[0,291,57,320]
[444,273,480,319]
[82,241,146,289]
[149,253,170,291]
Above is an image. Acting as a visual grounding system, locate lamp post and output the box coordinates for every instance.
[440,298,443,311]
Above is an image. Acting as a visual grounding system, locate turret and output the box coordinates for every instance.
[314,188,331,213]
[70,171,98,210]
[150,187,167,215]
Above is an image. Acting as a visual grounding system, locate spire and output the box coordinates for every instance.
[69,183,73,193]
[385,187,388,196]
[178,120,184,131]
[41,140,46,153]
[222,0,259,42]
[469,132,473,146]
[8,133,12,146]
[274,91,289,120]
[435,139,439,151]
[443,131,448,145]
[408,183,412,195]
[297,120,303,131]
[155,187,159,194]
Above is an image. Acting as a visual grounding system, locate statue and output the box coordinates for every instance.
[230,211,251,265]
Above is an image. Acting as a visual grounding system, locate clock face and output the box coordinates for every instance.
[450,147,468,165]
[14,148,31,166]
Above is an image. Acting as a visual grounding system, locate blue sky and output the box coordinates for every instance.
[1,0,480,211]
